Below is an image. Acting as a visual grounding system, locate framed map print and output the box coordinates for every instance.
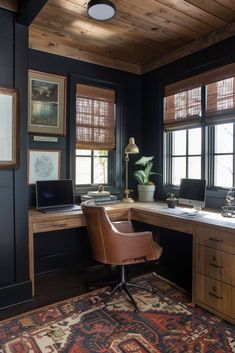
[28,149,61,184]
[28,70,66,135]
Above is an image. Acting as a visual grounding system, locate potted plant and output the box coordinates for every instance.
[134,156,157,202]
[166,192,178,208]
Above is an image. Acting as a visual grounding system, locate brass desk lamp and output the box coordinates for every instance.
[122,137,139,203]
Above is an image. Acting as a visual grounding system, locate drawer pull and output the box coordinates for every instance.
[209,291,223,300]
[209,262,223,269]
[208,237,223,243]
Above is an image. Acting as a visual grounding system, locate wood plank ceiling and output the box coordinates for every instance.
[4,0,235,74]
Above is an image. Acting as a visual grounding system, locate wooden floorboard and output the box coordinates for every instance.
[0,263,156,321]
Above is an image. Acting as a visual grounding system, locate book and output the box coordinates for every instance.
[88,190,110,197]
[95,199,120,205]
[81,194,117,202]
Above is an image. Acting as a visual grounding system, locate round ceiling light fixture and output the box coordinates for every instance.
[87,0,116,21]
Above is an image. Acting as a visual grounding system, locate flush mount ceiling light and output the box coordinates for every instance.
[87,0,116,21]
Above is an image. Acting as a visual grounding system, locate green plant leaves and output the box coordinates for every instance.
[135,156,154,167]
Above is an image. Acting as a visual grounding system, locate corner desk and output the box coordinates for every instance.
[28,202,235,324]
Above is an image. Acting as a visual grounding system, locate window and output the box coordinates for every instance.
[75,149,109,185]
[75,84,115,186]
[164,63,235,189]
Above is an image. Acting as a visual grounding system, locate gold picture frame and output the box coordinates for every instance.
[28,70,66,135]
[0,86,20,168]
[28,149,61,184]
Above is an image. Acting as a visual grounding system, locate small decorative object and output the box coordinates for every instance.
[134,156,158,202]
[28,70,66,135]
[0,86,19,168]
[221,188,235,217]
[166,193,178,208]
[28,149,61,184]
[122,137,139,203]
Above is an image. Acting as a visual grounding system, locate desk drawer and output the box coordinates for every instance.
[195,273,234,318]
[132,209,193,233]
[34,218,85,233]
[195,226,235,254]
[196,245,235,285]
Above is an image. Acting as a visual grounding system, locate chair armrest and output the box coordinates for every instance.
[106,227,162,264]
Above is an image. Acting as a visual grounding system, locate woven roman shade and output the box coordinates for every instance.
[206,76,235,125]
[76,84,115,150]
[164,87,201,131]
[164,63,235,130]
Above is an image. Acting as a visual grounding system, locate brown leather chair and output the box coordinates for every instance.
[81,200,162,310]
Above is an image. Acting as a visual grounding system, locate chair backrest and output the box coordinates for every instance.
[81,201,116,264]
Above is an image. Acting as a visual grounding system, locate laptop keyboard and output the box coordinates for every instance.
[41,205,81,213]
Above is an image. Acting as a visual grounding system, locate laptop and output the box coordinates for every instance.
[36,179,81,213]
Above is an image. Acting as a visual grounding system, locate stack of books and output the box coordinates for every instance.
[81,191,119,205]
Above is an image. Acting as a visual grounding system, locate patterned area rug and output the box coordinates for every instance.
[0,273,234,353]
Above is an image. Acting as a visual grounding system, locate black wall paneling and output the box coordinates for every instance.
[0,9,31,308]
[28,49,142,274]
[0,11,15,288]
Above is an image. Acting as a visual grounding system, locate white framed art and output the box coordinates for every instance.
[28,149,61,184]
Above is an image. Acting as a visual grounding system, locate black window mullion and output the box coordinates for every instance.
[233,123,235,187]
[186,130,189,178]
[201,86,206,180]
[91,150,95,184]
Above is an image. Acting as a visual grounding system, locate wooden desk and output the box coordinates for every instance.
[28,202,235,324]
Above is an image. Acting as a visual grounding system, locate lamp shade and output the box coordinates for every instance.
[87,0,116,21]
[125,137,139,154]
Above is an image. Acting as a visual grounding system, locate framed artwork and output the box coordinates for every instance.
[0,86,20,168]
[28,149,61,184]
[28,70,66,135]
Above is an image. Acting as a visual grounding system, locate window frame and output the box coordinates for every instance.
[164,73,235,204]
[69,74,122,196]
[75,149,112,186]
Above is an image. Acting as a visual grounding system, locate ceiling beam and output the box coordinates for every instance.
[17,0,48,26]
[0,0,17,12]
[142,21,235,74]
[29,27,141,75]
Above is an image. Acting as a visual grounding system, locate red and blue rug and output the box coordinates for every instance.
[0,273,234,352]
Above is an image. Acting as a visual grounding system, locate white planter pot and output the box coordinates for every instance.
[137,184,155,202]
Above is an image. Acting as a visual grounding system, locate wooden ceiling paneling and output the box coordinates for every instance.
[29,0,235,74]
[0,0,17,12]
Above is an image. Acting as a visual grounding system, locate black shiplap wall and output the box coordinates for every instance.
[28,50,142,274]
[0,9,31,308]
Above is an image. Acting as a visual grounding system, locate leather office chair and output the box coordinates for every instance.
[81,200,162,310]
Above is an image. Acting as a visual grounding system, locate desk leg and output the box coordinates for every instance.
[28,223,35,296]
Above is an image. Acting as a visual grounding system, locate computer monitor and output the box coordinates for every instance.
[36,179,75,210]
[178,178,206,211]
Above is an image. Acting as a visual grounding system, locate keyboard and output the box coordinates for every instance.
[40,205,81,213]
[159,207,201,218]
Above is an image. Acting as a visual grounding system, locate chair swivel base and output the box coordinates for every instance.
[103,265,158,311]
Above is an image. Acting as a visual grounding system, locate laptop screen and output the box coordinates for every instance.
[36,179,75,209]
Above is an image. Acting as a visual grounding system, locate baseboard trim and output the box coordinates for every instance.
[0,280,32,309]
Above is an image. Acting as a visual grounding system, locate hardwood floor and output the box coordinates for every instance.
[0,263,156,321]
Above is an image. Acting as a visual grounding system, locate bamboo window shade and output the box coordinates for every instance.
[76,84,115,150]
[164,62,235,130]
[206,76,235,125]
[164,87,201,131]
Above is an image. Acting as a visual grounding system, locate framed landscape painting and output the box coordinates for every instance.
[28,149,61,184]
[28,71,66,135]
